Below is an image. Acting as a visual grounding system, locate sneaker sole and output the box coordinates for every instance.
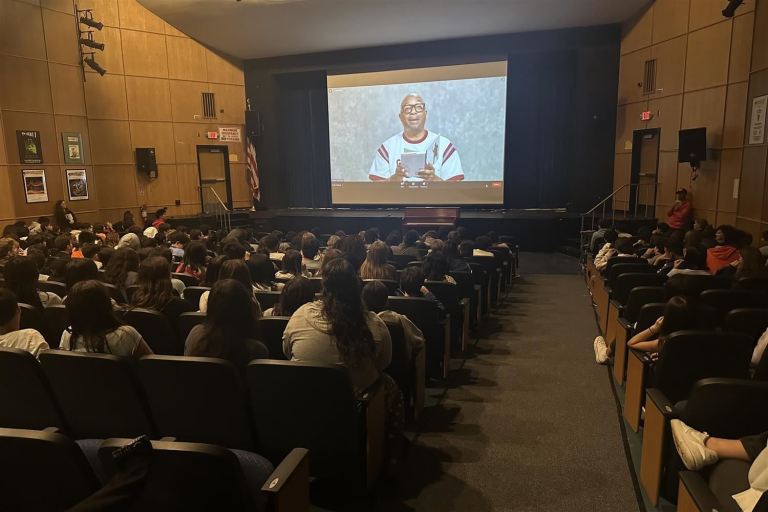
[670,421,702,471]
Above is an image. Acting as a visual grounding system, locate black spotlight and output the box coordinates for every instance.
[80,38,105,51]
[722,0,744,17]
[84,56,106,76]
[79,16,103,30]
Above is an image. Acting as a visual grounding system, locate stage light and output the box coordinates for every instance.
[722,0,744,17]
[79,16,103,30]
[80,37,104,51]
[84,56,106,76]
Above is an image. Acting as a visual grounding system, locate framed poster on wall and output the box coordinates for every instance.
[66,169,89,201]
[17,130,43,164]
[62,132,84,164]
[22,169,49,203]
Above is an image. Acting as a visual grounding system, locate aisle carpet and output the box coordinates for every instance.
[377,257,640,511]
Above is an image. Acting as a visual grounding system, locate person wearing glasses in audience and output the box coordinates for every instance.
[369,94,464,182]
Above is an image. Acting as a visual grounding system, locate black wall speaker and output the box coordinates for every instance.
[136,147,158,178]
[678,128,707,165]
[246,110,262,138]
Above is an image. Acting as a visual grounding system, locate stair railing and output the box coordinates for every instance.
[199,186,232,233]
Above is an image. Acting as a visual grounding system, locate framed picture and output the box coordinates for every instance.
[17,130,43,164]
[66,169,89,201]
[62,132,84,164]
[22,169,49,203]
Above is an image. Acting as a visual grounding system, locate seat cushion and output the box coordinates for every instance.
[230,448,274,512]
[708,459,752,512]
[76,438,106,484]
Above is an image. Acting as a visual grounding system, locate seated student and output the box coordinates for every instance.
[79,243,101,269]
[263,276,315,317]
[25,247,50,281]
[60,280,153,358]
[593,295,695,364]
[260,234,283,261]
[590,218,612,253]
[2,257,63,309]
[399,230,423,260]
[360,241,397,281]
[103,247,139,292]
[175,240,207,284]
[423,250,457,284]
[667,246,711,278]
[315,248,343,277]
[275,249,305,281]
[669,422,768,511]
[718,246,768,283]
[115,233,140,251]
[399,266,445,314]
[184,279,268,369]
[300,235,322,274]
[386,230,403,254]
[199,259,263,318]
[457,240,474,260]
[0,237,20,267]
[200,255,226,289]
[653,240,684,276]
[0,289,49,357]
[362,280,425,361]
[472,235,495,257]
[246,254,278,291]
[338,235,367,272]
[707,225,742,274]
[444,240,471,273]
[594,230,619,270]
[130,256,196,328]
[168,231,190,263]
[601,238,637,269]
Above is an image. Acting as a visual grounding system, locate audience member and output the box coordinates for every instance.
[264,276,315,317]
[666,188,692,231]
[399,230,423,260]
[130,256,196,328]
[362,280,425,361]
[61,280,152,358]
[53,200,77,231]
[246,254,277,291]
[199,259,262,318]
[707,225,742,274]
[423,250,457,284]
[300,236,321,273]
[275,249,305,281]
[175,240,207,284]
[590,218,612,253]
[360,241,397,281]
[103,248,139,292]
[2,257,62,309]
[115,233,140,251]
[0,288,49,357]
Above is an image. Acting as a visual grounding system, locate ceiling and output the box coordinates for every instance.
[138,0,650,60]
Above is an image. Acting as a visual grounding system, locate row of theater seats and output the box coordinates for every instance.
[585,255,768,510]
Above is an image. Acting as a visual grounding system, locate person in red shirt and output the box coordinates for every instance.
[151,207,167,228]
[707,225,742,274]
[667,188,692,231]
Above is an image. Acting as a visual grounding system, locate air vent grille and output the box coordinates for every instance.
[202,92,216,118]
[643,59,657,95]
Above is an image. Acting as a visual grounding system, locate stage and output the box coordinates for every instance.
[170,207,586,251]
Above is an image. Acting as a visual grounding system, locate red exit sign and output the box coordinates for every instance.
[206,131,218,139]
[641,111,653,121]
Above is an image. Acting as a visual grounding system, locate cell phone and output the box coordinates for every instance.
[112,435,152,468]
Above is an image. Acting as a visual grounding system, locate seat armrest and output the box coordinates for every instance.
[645,388,675,419]
[262,448,310,512]
[159,437,177,442]
[608,298,624,311]
[678,471,720,512]
[618,317,632,330]
[43,427,60,433]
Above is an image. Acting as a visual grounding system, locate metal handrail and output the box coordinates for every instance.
[583,184,633,216]
[199,185,232,233]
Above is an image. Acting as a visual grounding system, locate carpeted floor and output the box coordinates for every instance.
[376,265,640,511]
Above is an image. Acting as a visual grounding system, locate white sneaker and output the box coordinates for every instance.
[594,336,609,364]
[670,419,718,471]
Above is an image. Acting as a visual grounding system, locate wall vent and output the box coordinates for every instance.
[202,92,216,118]
[643,59,657,95]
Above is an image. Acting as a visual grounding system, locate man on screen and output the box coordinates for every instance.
[369,94,464,182]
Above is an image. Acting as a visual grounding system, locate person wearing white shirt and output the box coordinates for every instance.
[0,288,48,358]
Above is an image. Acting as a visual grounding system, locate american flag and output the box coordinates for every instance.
[245,136,261,202]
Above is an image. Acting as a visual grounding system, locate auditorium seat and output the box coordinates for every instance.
[623,331,753,433]
[733,276,768,292]
[605,272,665,348]
[41,304,68,348]
[449,270,480,328]
[18,303,43,332]
[172,272,198,287]
[246,360,386,490]
[466,262,490,317]
[122,308,182,355]
[37,280,66,297]
[724,308,768,342]
[255,291,281,311]
[613,287,666,384]
[468,256,502,307]
[390,254,417,269]
[39,350,157,439]
[0,348,67,431]
[697,289,768,329]
[177,311,206,345]
[137,356,255,450]
[308,277,323,293]
[386,296,450,380]
[641,378,768,505]
[257,316,290,360]
[383,318,425,420]
[102,282,127,304]
[362,278,398,296]
[0,427,100,511]
[182,286,210,307]
[426,280,469,352]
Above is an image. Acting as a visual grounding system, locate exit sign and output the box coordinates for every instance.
[206,131,218,140]
[641,111,653,121]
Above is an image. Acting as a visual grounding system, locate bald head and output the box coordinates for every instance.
[399,94,427,136]
[401,94,424,108]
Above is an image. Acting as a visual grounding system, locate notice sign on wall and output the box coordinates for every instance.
[62,132,84,164]
[218,127,241,142]
[17,130,43,164]
[750,95,767,145]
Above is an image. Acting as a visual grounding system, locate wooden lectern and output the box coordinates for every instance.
[402,207,459,229]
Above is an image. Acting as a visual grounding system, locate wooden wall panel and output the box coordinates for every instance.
[141,163,179,205]
[125,76,172,121]
[690,0,743,31]
[42,8,80,65]
[121,30,169,78]
[737,146,767,220]
[169,80,208,122]
[84,73,128,119]
[652,35,687,97]
[86,27,125,76]
[91,164,137,207]
[0,0,47,59]
[652,0,689,44]
[172,123,206,163]
[128,121,174,164]
[88,119,132,164]
[166,36,206,82]
[76,0,120,28]
[117,0,165,33]
[754,0,768,72]
[176,163,201,204]
[730,13,755,82]
[54,115,91,164]
[0,112,8,165]
[689,158,720,211]
[0,55,53,113]
[657,151,680,208]
[2,111,59,165]
[205,50,244,86]
[717,211,737,226]
[49,63,86,116]
[164,22,188,39]
[681,86,727,148]
[209,84,245,125]
[621,6,653,55]
[648,94,682,151]
[7,164,65,216]
[41,0,76,14]
[685,22,732,92]
[618,49,651,104]
[718,149,742,213]
[723,82,748,148]
[615,101,648,153]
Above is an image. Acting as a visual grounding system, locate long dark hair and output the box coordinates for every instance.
[360,241,394,280]
[53,200,69,228]
[103,248,139,290]
[196,279,254,367]
[219,259,252,292]
[321,258,374,365]
[2,257,43,310]
[658,296,696,351]
[280,250,302,276]
[423,250,450,281]
[274,277,315,316]
[201,255,226,287]
[66,280,123,353]
[131,256,174,310]
[246,254,275,287]
[183,241,208,270]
